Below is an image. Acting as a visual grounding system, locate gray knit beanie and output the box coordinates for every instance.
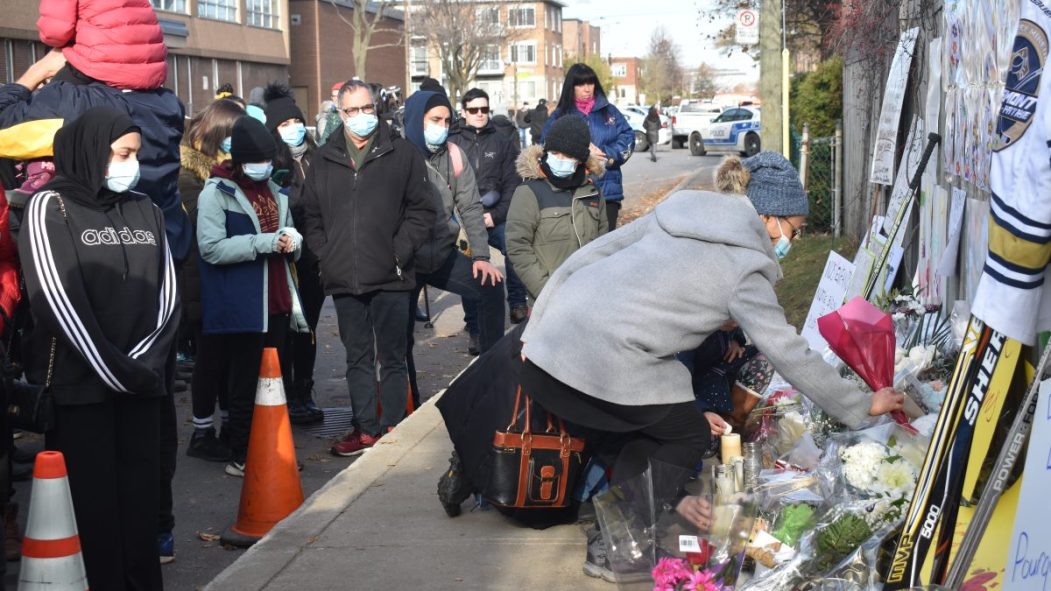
[742,151,808,217]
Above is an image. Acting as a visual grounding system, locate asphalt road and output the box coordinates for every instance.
[1,147,721,591]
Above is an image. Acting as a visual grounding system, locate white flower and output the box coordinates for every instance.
[839,441,885,490]
[872,461,917,497]
[907,345,935,370]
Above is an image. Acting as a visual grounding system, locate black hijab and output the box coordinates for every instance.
[43,107,140,210]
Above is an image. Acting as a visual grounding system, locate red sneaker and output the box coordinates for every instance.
[330,431,380,457]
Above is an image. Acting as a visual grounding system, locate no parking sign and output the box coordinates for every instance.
[736,9,759,45]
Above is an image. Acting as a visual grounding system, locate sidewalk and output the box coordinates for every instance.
[204,392,608,591]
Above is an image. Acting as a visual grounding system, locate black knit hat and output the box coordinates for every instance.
[231,116,277,163]
[419,77,446,95]
[544,115,591,162]
[263,83,305,131]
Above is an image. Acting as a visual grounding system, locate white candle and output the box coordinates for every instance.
[721,433,743,463]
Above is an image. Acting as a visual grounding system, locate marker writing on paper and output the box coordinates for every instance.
[1011,531,1051,589]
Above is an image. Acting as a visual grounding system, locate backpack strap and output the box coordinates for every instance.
[447,142,464,179]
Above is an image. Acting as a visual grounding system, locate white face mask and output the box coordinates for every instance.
[105,159,140,193]
[243,161,273,181]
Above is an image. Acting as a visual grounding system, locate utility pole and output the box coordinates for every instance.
[403,0,412,96]
[759,0,784,155]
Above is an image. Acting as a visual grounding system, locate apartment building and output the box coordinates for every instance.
[609,56,642,105]
[410,0,567,113]
[562,18,600,61]
[0,0,290,115]
[288,0,405,121]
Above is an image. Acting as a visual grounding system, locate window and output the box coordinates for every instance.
[246,0,278,28]
[556,11,561,33]
[518,80,537,99]
[198,0,237,21]
[556,44,562,67]
[509,7,535,28]
[510,43,536,64]
[150,0,186,13]
[478,45,501,73]
[611,63,627,78]
[411,41,428,75]
[477,6,500,26]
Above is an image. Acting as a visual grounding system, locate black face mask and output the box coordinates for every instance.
[539,153,587,191]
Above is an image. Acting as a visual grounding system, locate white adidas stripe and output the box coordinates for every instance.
[28,193,127,392]
[129,239,176,359]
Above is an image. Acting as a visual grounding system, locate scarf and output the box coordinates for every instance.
[540,156,588,191]
[289,139,309,160]
[575,97,596,116]
[42,106,140,210]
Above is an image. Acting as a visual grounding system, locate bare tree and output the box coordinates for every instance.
[641,26,684,104]
[415,0,519,100]
[692,63,719,98]
[329,0,404,80]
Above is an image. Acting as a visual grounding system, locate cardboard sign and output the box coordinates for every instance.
[871,28,920,185]
[1005,378,1051,590]
[736,9,759,45]
[800,251,855,351]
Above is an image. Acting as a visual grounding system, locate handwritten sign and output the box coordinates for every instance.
[871,28,920,185]
[1005,378,1051,590]
[800,251,855,351]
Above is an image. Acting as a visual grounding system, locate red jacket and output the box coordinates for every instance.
[37,0,167,91]
[0,193,21,335]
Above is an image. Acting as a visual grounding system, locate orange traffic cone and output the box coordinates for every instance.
[377,380,415,419]
[19,451,88,590]
[221,347,304,547]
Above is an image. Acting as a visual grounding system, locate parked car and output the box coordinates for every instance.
[671,100,725,150]
[621,106,671,152]
[691,106,762,157]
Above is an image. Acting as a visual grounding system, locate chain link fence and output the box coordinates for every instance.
[801,131,840,234]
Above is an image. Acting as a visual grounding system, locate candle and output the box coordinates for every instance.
[721,433,742,463]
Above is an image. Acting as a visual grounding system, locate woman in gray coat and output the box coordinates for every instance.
[519,151,904,581]
[643,106,661,162]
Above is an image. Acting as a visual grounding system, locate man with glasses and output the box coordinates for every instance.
[300,80,437,456]
[450,88,529,346]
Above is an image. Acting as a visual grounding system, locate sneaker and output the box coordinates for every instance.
[509,306,529,325]
[467,334,480,356]
[330,430,380,457]
[158,531,175,565]
[581,526,651,584]
[289,382,325,425]
[186,428,233,462]
[225,460,246,478]
[437,452,471,518]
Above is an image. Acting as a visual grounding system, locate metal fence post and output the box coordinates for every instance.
[833,119,843,238]
[800,123,810,189]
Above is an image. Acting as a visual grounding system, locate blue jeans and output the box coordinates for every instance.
[464,223,527,335]
[518,128,528,148]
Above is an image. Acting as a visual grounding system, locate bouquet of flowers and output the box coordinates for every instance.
[652,558,732,591]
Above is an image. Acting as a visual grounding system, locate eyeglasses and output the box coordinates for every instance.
[465,106,490,115]
[340,104,377,116]
[781,218,805,239]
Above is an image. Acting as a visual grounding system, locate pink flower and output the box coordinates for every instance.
[686,569,721,591]
[651,557,691,588]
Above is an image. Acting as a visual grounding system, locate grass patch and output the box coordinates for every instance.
[775,233,859,329]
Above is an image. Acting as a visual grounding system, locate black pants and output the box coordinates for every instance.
[193,315,289,461]
[648,140,658,161]
[190,323,229,426]
[606,201,622,230]
[47,397,163,591]
[158,345,177,534]
[409,250,505,399]
[333,291,410,436]
[284,254,326,390]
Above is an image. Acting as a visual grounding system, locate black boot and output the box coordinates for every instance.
[286,380,315,425]
[291,380,325,425]
[437,451,472,517]
[186,427,233,462]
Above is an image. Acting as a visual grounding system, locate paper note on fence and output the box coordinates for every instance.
[871,27,920,185]
[937,188,967,277]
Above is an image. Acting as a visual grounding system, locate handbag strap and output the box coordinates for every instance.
[506,386,533,436]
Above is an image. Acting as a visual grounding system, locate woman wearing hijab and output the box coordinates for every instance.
[20,106,179,589]
[541,63,635,229]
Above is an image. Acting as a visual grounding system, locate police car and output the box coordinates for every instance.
[691,106,761,157]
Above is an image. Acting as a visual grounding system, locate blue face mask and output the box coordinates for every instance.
[279,123,307,146]
[220,136,232,154]
[105,159,141,193]
[424,124,449,146]
[243,162,273,182]
[344,114,378,138]
[545,153,579,178]
[773,219,792,260]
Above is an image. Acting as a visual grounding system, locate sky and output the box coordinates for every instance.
[560,0,759,88]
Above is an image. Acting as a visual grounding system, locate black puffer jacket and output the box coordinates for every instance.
[448,119,521,227]
[299,120,437,295]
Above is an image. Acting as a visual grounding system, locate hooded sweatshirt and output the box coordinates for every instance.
[520,190,873,429]
[19,107,179,404]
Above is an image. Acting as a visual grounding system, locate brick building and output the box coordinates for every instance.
[609,56,642,105]
[288,0,405,121]
[562,18,600,61]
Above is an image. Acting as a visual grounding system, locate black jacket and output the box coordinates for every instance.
[525,105,549,141]
[19,190,180,405]
[448,120,522,227]
[300,121,437,295]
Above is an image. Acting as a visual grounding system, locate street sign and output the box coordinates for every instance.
[736,9,759,45]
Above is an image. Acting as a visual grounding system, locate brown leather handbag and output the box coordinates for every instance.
[483,386,585,509]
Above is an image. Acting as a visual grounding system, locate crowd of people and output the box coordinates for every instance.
[0,1,912,588]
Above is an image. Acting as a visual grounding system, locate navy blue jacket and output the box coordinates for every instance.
[541,93,634,202]
[0,81,192,261]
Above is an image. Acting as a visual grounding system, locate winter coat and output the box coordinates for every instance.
[37,0,167,91]
[0,82,193,261]
[541,94,635,202]
[525,105,549,143]
[490,115,518,144]
[176,145,220,324]
[196,173,308,335]
[19,190,179,405]
[299,120,436,296]
[514,109,529,129]
[448,119,521,227]
[520,190,874,430]
[643,115,660,145]
[505,145,607,300]
[0,193,20,335]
